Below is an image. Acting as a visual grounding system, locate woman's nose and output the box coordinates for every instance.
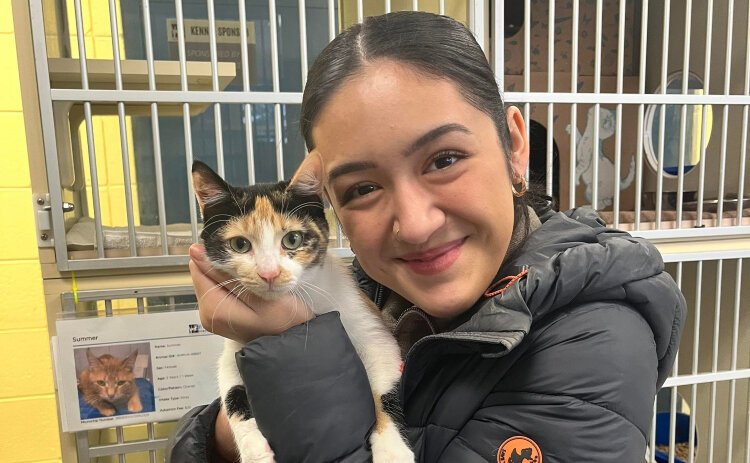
[392,183,445,244]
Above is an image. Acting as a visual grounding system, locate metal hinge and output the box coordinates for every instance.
[33,193,74,248]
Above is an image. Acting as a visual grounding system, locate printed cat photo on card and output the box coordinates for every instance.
[74,342,156,420]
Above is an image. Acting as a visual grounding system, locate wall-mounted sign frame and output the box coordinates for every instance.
[53,309,224,432]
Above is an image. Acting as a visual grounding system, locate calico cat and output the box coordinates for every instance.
[78,349,142,417]
[192,160,413,463]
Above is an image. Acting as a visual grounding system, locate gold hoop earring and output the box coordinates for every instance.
[512,176,528,198]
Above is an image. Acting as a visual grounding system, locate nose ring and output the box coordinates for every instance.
[393,223,401,241]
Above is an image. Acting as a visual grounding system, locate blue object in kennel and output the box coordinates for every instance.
[654,412,697,463]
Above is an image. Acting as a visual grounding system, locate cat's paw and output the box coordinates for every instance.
[98,406,116,417]
[370,421,414,463]
[237,439,275,463]
[234,418,275,463]
[128,402,143,413]
[128,396,143,413]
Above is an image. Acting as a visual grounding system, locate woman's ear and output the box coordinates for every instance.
[505,106,530,180]
[288,151,324,196]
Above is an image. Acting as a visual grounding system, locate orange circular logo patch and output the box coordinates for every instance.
[497,436,542,463]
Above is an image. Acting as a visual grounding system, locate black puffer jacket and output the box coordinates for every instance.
[168,208,685,462]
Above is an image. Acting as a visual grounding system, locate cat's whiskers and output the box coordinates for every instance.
[289,288,312,350]
[224,284,252,334]
[203,214,236,228]
[199,278,243,299]
[286,201,325,217]
[211,283,249,335]
[293,284,320,326]
[196,278,242,333]
[287,288,316,352]
[299,280,340,311]
[294,283,315,309]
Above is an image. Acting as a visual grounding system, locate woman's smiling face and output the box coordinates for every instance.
[312,60,529,318]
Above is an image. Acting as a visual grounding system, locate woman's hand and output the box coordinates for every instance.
[189,243,314,344]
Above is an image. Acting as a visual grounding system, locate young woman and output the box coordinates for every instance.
[169,11,685,462]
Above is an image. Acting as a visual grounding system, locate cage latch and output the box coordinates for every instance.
[33,193,75,248]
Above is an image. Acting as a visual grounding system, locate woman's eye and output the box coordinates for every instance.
[281,231,304,250]
[229,237,252,253]
[353,184,377,197]
[428,152,464,171]
[341,184,379,204]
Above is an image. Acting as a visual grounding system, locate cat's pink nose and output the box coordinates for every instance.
[257,269,280,284]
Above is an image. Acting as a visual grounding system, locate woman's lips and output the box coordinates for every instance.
[397,238,466,275]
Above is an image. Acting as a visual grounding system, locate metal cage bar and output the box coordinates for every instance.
[239,0,256,185]
[108,0,138,257]
[708,259,724,459]
[545,1,555,197]
[696,0,715,228]
[739,0,750,225]
[726,258,743,462]
[569,0,580,210]
[612,0,626,228]
[675,0,694,229]
[74,0,106,259]
[141,0,169,255]
[655,0,671,229]
[591,0,602,210]
[207,0,226,178]
[175,0,200,243]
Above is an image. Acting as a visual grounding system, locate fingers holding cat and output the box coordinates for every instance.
[189,244,314,344]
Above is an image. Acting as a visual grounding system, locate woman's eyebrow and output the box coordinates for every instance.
[406,123,472,155]
[328,160,378,182]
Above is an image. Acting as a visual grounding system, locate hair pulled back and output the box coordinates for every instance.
[300,11,551,249]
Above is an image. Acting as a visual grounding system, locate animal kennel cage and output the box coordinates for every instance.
[18,0,750,462]
[27,0,750,273]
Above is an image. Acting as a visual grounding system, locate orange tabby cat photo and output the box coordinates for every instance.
[75,343,155,419]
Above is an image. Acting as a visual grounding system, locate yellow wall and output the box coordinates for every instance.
[1,1,140,461]
[0,0,61,461]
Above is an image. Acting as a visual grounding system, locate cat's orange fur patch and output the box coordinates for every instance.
[373,393,389,434]
[221,196,284,242]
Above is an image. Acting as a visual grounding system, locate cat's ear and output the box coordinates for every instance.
[192,161,230,213]
[86,348,101,368]
[288,151,324,197]
[123,350,138,371]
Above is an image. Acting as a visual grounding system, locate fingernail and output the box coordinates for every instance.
[189,243,206,261]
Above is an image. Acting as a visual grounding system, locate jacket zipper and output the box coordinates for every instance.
[374,283,385,309]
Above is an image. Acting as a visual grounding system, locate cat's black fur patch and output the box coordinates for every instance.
[380,386,406,430]
[224,385,253,421]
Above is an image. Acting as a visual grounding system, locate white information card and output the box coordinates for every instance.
[53,310,224,432]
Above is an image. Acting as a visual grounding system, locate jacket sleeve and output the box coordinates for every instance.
[437,302,662,462]
[167,312,375,463]
[167,398,234,463]
[237,311,375,463]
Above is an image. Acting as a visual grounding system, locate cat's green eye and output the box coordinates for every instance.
[229,237,251,253]
[96,381,106,387]
[282,231,304,250]
[117,381,126,386]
